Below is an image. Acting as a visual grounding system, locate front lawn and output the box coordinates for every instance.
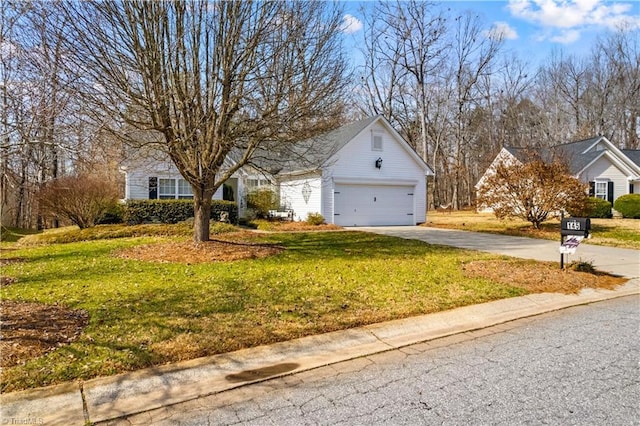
[425,211,640,250]
[0,227,627,391]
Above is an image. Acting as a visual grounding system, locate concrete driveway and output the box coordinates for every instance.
[354,226,640,279]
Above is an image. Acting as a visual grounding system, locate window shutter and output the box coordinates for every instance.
[607,181,614,203]
[588,182,595,197]
[149,177,158,199]
[630,184,634,194]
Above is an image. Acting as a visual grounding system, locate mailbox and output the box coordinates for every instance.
[561,217,591,237]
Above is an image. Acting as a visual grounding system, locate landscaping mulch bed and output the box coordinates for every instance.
[114,232,284,264]
[0,301,89,368]
[462,259,627,294]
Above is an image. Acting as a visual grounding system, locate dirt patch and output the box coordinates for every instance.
[0,257,25,266]
[115,233,283,264]
[1,257,25,288]
[0,276,17,286]
[0,301,89,368]
[462,260,627,294]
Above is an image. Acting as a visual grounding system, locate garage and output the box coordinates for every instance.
[334,184,415,226]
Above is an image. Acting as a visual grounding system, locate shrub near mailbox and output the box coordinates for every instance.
[561,217,591,237]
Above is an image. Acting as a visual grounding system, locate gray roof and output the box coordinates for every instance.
[553,137,603,174]
[504,136,639,175]
[622,149,640,166]
[248,115,381,175]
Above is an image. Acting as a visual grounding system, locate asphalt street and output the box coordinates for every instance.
[108,295,640,426]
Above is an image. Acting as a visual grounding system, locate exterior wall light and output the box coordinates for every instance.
[375,157,383,169]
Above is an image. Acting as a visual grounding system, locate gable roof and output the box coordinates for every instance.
[251,115,433,176]
[503,136,640,177]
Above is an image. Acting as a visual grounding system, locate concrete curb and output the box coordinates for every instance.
[2,279,638,425]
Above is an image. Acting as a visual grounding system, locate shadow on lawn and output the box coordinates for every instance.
[271,231,462,260]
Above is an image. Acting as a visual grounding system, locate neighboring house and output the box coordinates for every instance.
[477,136,640,211]
[121,115,434,226]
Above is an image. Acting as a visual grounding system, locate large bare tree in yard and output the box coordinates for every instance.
[62,1,348,242]
[476,154,587,229]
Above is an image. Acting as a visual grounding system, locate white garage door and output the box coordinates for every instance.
[334,184,414,226]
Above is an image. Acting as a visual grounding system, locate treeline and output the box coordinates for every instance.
[1,1,638,228]
[1,2,122,228]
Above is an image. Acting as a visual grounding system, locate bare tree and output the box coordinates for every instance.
[541,51,593,139]
[359,0,448,162]
[1,1,75,229]
[0,1,21,225]
[449,11,503,209]
[60,1,349,242]
[594,28,640,149]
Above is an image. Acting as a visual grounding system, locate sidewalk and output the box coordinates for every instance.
[2,280,638,425]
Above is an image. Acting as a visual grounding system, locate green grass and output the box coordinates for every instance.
[14,222,238,245]
[1,230,526,392]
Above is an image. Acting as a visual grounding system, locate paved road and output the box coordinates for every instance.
[354,226,640,278]
[109,296,639,426]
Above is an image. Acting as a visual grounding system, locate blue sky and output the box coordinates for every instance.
[339,0,640,68]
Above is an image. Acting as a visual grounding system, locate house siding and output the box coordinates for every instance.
[321,176,334,220]
[125,168,225,201]
[581,156,632,202]
[279,174,323,221]
[326,122,427,224]
[475,148,521,213]
[125,159,183,200]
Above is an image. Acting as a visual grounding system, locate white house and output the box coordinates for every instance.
[121,115,434,226]
[477,136,640,211]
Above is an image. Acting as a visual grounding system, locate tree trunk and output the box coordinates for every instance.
[193,189,214,242]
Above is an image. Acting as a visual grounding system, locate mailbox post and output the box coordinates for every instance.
[560,216,591,269]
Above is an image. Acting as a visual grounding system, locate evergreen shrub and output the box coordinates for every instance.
[568,197,611,218]
[123,200,238,224]
[613,194,640,218]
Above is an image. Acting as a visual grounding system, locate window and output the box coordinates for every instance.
[159,178,176,199]
[594,181,607,200]
[247,178,272,191]
[156,178,193,199]
[177,179,193,199]
[590,180,613,202]
[372,133,383,151]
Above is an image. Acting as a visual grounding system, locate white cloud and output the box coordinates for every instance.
[340,14,363,34]
[549,29,581,44]
[484,21,519,40]
[507,0,640,42]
